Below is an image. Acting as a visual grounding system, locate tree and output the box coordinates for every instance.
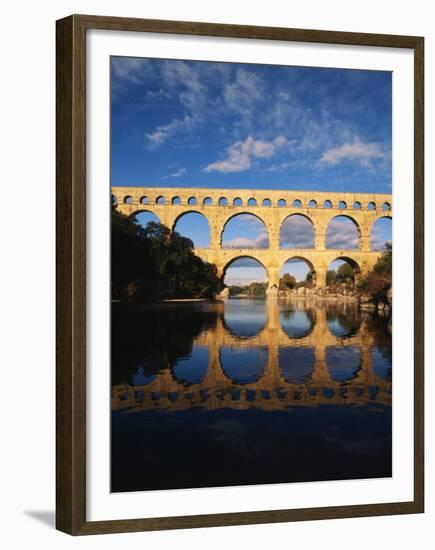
[248,282,267,296]
[336,262,355,283]
[326,270,336,286]
[373,242,392,275]
[228,285,249,296]
[280,273,296,289]
[359,243,392,302]
[111,210,220,300]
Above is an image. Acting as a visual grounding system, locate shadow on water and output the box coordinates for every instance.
[111,301,218,385]
[111,298,392,493]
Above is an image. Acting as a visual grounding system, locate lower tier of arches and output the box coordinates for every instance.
[193,248,383,290]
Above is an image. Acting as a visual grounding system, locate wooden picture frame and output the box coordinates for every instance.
[56,14,424,535]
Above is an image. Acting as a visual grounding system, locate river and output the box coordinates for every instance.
[111,298,392,492]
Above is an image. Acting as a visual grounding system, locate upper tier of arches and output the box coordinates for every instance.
[117,191,392,212]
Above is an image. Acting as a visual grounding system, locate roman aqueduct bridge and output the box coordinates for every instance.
[112,186,392,291]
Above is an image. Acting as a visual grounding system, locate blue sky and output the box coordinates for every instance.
[112,57,392,284]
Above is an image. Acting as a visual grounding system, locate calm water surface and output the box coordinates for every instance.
[111,298,392,492]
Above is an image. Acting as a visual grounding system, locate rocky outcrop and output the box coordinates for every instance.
[277,283,392,314]
[386,287,392,306]
[359,286,392,313]
[218,287,230,300]
[359,293,376,310]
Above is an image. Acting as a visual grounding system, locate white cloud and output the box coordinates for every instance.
[170,168,186,178]
[145,115,198,148]
[326,217,360,249]
[111,58,154,93]
[224,69,264,116]
[266,162,292,173]
[371,223,392,251]
[162,167,187,179]
[223,232,269,249]
[204,135,289,173]
[320,139,384,167]
[145,89,171,101]
[280,215,314,248]
[278,92,290,101]
[161,60,204,112]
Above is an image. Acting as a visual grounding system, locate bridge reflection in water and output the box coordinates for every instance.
[111,299,392,492]
[112,300,392,413]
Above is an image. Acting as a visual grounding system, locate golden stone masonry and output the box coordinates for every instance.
[112,186,392,292]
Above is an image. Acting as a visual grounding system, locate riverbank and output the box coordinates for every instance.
[278,283,392,313]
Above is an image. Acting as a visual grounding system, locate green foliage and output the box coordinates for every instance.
[336,262,355,282]
[358,243,392,302]
[326,270,336,286]
[228,285,248,296]
[357,277,368,290]
[248,282,267,296]
[227,282,267,296]
[280,272,296,289]
[326,263,355,287]
[111,209,220,300]
[373,242,392,275]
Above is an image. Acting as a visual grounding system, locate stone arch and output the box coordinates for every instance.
[323,200,333,209]
[187,196,197,205]
[172,211,211,248]
[308,199,317,208]
[247,198,257,206]
[339,200,347,209]
[171,196,181,205]
[326,215,361,250]
[262,198,272,207]
[280,255,317,286]
[221,212,269,248]
[124,195,133,204]
[370,215,392,251]
[293,199,302,208]
[221,255,269,287]
[382,201,391,211]
[233,197,243,206]
[368,201,376,211]
[156,195,165,205]
[280,214,315,249]
[278,198,287,207]
[327,256,362,285]
[139,195,149,205]
[353,201,362,209]
[203,197,213,205]
[219,196,228,206]
[132,210,161,228]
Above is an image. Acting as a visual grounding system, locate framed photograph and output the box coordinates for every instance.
[56,14,424,535]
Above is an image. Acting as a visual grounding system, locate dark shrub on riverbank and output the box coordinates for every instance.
[357,243,392,305]
[111,209,220,301]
